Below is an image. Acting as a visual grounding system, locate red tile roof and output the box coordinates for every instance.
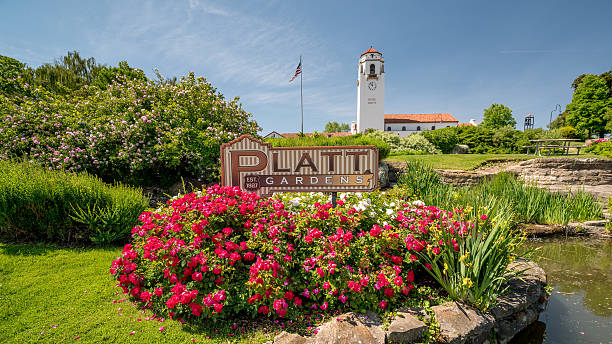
[280,132,353,138]
[384,113,458,123]
[361,47,380,56]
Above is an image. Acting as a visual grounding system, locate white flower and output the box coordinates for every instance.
[386,208,394,216]
[412,200,425,207]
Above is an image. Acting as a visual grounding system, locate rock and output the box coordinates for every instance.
[451,144,470,154]
[274,331,306,344]
[379,162,390,188]
[306,312,384,344]
[432,302,495,344]
[386,312,427,343]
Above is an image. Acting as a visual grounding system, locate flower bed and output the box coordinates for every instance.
[111,186,522,327]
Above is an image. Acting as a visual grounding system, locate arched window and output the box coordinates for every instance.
[370,64,375,74]
[402,126,406,131]
[416,126,421,131]
[431,125,436,130]
[386,126,391,131]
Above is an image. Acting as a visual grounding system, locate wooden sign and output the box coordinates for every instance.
[220,135,379,196]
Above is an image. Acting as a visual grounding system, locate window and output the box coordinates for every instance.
[402,126,406,131]
[431,125,436,130]
[416,126,421,131]
[360,65,363,73]
[387,126,391,131]
[370,64,375,74]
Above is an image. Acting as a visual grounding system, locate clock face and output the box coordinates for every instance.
[368,81,377,91]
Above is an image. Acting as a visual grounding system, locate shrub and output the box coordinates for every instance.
[266,134,390,160]
[0,72,260,186]
[365,131,440,154]
[0,160,148,244]
[422,127,459,153]
[110,185,512,326]
[559,126,579,139]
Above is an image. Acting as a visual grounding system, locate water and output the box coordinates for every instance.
[516,237,612,344]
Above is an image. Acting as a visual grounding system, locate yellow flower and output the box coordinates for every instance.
[462,277,473,287]
[459,251,470,262]
[443,263,448,275]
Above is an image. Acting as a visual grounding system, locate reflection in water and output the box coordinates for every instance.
[520,238,612,344]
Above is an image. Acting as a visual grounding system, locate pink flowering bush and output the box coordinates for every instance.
[111,185,517,325]
[0,73,259,186]
[585,138,612,158]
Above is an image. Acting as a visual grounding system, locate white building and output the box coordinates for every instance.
[356,47,458,136]
[384,113,458,137]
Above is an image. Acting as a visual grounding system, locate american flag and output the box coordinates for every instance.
[289,61,302,82]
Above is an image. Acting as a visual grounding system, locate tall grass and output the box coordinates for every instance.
[265,134,390,160]
[397,161,603,226]
[0,160,148,244]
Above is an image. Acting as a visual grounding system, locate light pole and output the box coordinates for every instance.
[549,104,561,129]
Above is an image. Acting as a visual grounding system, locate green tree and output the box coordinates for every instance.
[31,51,104,94]
[0,55,33,96]
[481,104,516,129]
[565,74,611,138]
[324,121,349,132]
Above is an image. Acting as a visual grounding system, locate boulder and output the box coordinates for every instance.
[451,144,470,154]
[273,331,306,344]
[306,312,384,344]
[386,312,427,343]
[378,162,390,188]
[432,302,495,344]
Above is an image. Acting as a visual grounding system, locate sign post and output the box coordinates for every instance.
[221,135,379,197]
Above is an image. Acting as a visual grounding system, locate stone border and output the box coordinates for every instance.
[269,259,548,344]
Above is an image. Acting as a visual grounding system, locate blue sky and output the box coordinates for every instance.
[1,0,611,134]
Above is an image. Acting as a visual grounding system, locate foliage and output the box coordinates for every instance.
[0,70,260,186]
[397,161,603,226]
[323,121,350,133]
[110,184,508,327]
[565,74,612,138]
[0,55,30,96]
[559,126,580,139]
[366,130,440,154]
[585,138,612,158]
[0,160,148,244]
[481,104,516,129]
[384,154,534,171]
[265,134,390,160]
[415,210,524,310]
[422,128,459,154]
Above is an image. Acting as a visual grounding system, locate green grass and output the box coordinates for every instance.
[385,153,604,171]
[0,244,272,344]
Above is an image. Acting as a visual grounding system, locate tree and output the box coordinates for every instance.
[565,74,611,138]
[324,121,349,132]
[32,51,104,94]
[481,104,516,129]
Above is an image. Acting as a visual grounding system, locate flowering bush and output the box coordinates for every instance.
[0,73,259,186]
[585,138,612,158]
[110,185,519,326]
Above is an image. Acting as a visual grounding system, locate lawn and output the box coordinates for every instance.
[385,153,603,170]
[0,244,272,344]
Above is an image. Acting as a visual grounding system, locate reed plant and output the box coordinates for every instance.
[397,161,603,226]
[415,209,525,311]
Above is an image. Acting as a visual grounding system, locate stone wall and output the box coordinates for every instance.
[506,158,612,186]
[270,259,548,344]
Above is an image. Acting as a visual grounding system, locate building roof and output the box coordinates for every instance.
[263,131,282,138]
[361,47,380,56]
[280,132,353,138]
[384,113,458,123]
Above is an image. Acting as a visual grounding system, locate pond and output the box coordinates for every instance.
[512,237,612,344]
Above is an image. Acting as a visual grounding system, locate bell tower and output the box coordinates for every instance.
[357,47,385,132]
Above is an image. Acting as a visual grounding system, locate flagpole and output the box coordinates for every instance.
[300,54,303,135]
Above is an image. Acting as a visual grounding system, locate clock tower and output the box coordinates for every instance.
[357,47,385,132]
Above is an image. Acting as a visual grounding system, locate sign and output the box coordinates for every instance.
[221,135,379,196]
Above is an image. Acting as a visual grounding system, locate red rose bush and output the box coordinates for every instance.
[111,185,517,325]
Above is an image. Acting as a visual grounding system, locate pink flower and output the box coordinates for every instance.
[159,327,165,332]
[379,300,387,309]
